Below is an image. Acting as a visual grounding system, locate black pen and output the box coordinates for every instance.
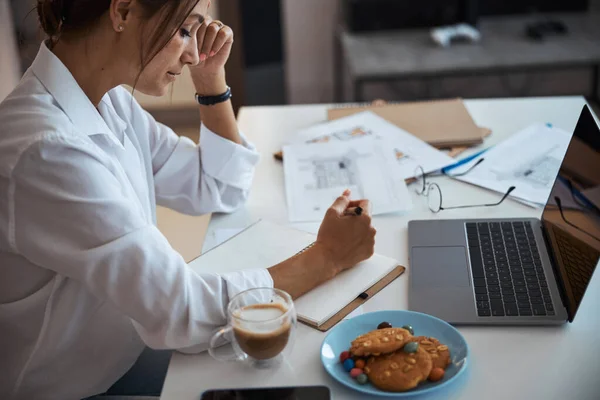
[343,206,363,216]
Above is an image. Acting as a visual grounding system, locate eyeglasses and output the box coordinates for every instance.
[414,163,516,213]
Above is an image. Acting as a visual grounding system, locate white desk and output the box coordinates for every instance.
[161,97,600,400]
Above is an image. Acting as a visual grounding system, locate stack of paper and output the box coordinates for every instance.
[287,111,455,179]
[454,124,573,207]
[188,220,400,327]
[282,112,454,222]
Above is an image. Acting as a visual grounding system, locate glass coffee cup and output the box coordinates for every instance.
[208,287,297,368]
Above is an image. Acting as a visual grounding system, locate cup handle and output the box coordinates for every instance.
[208,326,241,362]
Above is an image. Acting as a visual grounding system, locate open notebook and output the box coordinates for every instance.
[187,220,402,329]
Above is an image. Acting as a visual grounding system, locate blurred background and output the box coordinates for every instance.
[2,0,600,127]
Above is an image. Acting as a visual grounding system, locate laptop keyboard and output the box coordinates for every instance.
[467,221,555,317]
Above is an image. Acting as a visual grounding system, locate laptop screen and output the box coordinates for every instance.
[541,105,600,322]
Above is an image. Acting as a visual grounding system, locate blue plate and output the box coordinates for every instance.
[320,310,469,397]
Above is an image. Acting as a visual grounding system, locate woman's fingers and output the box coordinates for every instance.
[200,20,222,59]
[347,199,372,216]
[328,194,351,215]
[196,17,233,62]
[343,206,362,216]
[195,17,210,61]
[209,25,234,56]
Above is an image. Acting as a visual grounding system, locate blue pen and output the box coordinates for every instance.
[441,148,489,174]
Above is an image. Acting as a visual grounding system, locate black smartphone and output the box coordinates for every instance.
[200,385,330,400]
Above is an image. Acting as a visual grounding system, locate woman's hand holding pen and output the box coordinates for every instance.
[268,189,375,299]
[315,189,376,277]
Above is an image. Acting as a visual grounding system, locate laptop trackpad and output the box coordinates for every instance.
[412,246,470,288]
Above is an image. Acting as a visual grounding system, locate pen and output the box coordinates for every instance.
[441,148,489,174]
[344,206,363,216]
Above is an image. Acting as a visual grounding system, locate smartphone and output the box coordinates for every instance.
[200,385,331,400]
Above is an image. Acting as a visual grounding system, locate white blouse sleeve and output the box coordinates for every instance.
[145,111,260,215]
[10,133,273,350]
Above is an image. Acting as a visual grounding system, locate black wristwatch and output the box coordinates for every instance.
[195,86,232,106]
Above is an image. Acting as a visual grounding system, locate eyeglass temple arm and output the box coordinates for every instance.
[419,157,485,182]
[440,186,516,211]
[444,158,485,177]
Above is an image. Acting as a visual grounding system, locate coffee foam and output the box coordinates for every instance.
[237,306,285,321]
[233,303,289,334]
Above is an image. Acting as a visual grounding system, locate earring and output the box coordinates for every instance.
[118,25,124,32]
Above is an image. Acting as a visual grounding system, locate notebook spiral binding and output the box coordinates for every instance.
[294,242,315,256]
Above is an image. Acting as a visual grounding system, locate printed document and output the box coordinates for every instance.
[454,124,572,206]
[287,111,454,179]
[283,136,411,222]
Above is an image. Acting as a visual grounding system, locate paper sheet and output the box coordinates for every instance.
[202,225,322,254]
[202,228,245,254]
[283,136,411,222]
[455,124,572,206]
[287,111,455,179]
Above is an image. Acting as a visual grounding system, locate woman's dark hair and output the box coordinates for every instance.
[37,0,201,72]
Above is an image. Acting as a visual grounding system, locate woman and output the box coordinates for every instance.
[0,0,376,399]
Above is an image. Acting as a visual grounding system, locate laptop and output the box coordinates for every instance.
[408,105,600,325]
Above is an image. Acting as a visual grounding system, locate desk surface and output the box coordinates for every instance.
[161,96,600,400]
[341,13,600,79]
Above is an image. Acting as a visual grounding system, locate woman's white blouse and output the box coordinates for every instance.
[0,42,273,400]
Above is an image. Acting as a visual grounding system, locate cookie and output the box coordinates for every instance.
[364,346,433,392]
[413,336,451,370]
[350,328,412,357]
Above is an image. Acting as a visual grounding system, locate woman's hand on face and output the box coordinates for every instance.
[190,17,233,76]
[315,190,376,275]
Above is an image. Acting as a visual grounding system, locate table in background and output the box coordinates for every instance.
[161,96,600,400]
[335,13,600,102]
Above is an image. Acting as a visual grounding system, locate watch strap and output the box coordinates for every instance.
[195,86,232,106]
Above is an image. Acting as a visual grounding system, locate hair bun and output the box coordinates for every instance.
[37,0,65,37]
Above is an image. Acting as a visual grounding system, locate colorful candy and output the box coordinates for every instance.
[354,359,366,369]
[356,374,369,385]
[339,350,351,363]
[402,325,414,335]
[428,367,445,382]
[403,341,419,353]
[377,321,392,329]
[350,368,363,378]
[343,358,355,372]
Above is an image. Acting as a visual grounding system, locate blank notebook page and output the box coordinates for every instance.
[187,220,398,326]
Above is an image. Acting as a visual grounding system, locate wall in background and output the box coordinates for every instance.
[282,0,339,104]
